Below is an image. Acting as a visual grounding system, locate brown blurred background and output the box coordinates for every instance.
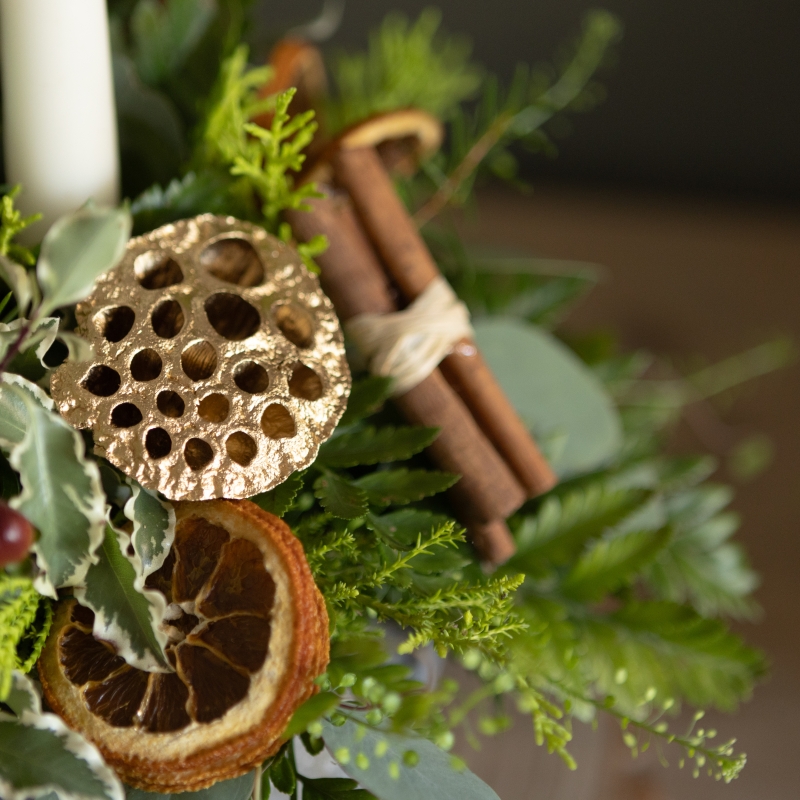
[258,3,800,797]
[453,185,799,800]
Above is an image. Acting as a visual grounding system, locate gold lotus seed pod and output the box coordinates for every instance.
[51,215,351,500]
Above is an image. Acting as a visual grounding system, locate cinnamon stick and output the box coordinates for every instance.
[333,146,557,498]
[464,517,517,566]
[287,191,520,560]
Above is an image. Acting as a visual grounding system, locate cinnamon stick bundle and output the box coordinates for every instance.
[332,146,557,498]
[287,191,523,560]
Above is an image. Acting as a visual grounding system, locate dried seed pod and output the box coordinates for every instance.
[50,215,351,500]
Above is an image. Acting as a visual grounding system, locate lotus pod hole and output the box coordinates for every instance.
[98,306,136,342]
[157,391,185,418]
[151,300,185,339]
[111,403,144,428]
[135,251,184,289]
[201,237,265,287]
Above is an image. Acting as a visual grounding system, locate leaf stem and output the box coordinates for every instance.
[0,314,34,376]
[413,11,620,228]
[413,113,513,228]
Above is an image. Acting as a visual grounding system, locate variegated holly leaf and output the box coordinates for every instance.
[124,482,175,581]
[57,331,96,363]
[75,521,169,672]
[0,373,54,445]
[0,253,38,312]
[0,671,124,800]
[0,379,106,598]
[37,203,131,316]
[0,316,59,366]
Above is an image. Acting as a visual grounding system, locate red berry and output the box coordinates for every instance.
[0,502,34,566]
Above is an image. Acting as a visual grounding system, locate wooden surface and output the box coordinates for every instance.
[449,183,800,800]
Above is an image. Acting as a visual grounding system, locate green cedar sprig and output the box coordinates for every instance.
[327,8,482,133]
[0,186,40,267]
[195,45,320,232]
[0,575,52,699]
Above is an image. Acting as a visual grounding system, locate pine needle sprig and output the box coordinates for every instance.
[572,691,747,783]
[328,8,482,133]
[0,186,41,267]
[413,10,622,226]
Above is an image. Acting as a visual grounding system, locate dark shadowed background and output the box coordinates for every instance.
[256,0,800,200]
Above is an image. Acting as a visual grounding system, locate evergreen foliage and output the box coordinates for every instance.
[0,576,51,699]
[0,186,40,267]
[0,2,783,796]
[327,8,482,132]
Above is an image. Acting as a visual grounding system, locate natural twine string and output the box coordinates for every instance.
[346,276,473,395]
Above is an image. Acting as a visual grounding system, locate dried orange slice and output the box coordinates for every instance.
[38,500,329,793]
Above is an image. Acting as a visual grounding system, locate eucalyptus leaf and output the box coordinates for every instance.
[37,204,131,315]
[0,672,124,800]
[473,318,622,476]
[75,523,169,672]
[0,381,106,597]
[125,771,255,800]
[114,54,187,192]
[323,717,500,800]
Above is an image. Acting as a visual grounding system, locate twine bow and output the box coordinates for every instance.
[346,276,473,395]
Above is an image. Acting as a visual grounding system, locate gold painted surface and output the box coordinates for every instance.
[51,215,351,500]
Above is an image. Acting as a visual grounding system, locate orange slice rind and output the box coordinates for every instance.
[38,500,329,793]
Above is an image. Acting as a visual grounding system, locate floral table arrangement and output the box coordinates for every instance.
[0,2,779,799]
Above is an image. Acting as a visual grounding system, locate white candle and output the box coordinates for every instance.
[0,0,120,239]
